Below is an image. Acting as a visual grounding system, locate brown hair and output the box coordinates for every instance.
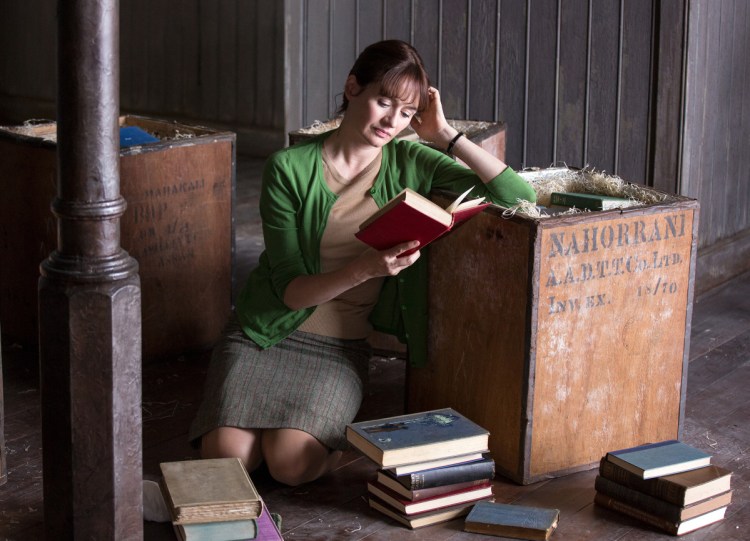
[339,40,431,114]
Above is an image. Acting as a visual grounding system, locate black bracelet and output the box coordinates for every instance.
[446,131,465,154]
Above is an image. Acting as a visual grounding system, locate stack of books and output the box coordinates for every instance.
[595,440,733,536]
[159,457,283,541]
[346,408,495,529]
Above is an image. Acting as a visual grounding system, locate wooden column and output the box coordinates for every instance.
[38,1,143,539]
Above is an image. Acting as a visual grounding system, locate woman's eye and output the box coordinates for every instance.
[378,99,390,108]
[401,110,412,119]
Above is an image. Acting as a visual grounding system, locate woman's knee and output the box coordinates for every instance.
[200,426,263,472]
[263,429,339,486]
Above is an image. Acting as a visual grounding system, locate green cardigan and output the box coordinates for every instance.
[235,132,536,366]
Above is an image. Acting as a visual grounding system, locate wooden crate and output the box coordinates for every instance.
[407,168,700,484]
[289,118,506,358]
[0,116,235,360]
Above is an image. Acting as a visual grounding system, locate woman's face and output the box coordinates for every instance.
[344,78,419,147]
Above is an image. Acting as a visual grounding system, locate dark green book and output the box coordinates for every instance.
[464,501,560,540]
[549,191,634,210]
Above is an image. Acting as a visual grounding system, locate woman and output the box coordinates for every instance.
[188,39,536,487]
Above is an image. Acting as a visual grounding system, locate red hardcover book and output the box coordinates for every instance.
[366,479,492,515]
[355,187,491,256]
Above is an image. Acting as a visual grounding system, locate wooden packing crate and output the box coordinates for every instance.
[289,118,506,357]
[0,115,236,360]
[407,168,700,484]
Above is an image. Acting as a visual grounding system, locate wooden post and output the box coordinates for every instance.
[0,323,5,487]
[38,1,143,539]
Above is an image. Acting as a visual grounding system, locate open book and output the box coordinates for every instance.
[355,187,490,255]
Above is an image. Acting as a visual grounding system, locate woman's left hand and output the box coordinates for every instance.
[411,87,455,148]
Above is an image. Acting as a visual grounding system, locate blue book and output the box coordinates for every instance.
[175,519,257,541]
[346,408,489,468]
[606,440,711,480]
[120,125,159,148]
[464,501,560,540]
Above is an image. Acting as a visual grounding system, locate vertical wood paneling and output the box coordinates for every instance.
[303,0,332,121]
[586,0,620,173]
[525,0,557,168]
[617,0,654,184]
[411,0,441,84]
[682,0,750,248]
[496,0,528,171]
[440,0,469,120]
[357,0,385,50]
[236,0,258,126]
[650,0,686,194]
[556,0,588,167]
[384,0,411,43]
[331,0,358,113]
[217,0,239,123]
[469,0,498,121]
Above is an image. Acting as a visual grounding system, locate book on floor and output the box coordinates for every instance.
[174,518,257,541]
[605,440,712,479]
[386,451,486,476]
[366,479,492,515]
[346,408,490,468]
[384,454,496,490]
[594,475,732,523]
[549,191,635,211]
[594,492,728,536]
[463,501,560,541]
[355,186,490,256]
[160,458,262,524]
[599,458,732,506]
[254,503,283,541]
[376,470,492,502]
[368,497,475,529]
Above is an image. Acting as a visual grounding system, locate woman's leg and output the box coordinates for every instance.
[200,426,264,473]
[262,428,342,486]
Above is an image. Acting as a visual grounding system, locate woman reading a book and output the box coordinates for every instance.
[189,40,536,486]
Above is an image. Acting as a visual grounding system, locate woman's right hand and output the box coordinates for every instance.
[354,241,421,280]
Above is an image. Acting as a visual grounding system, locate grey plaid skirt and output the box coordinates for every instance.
[189,316,372,451]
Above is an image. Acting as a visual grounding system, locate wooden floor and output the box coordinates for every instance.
[1,156,748,540]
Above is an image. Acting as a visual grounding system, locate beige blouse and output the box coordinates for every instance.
[297,149,384,339]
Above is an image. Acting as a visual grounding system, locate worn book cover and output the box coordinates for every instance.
[386,454,495,490]
[174,518,257,541]
[255,503,283,541]
[386,452,485,476]
[367,480,492,515]
[160,458,262,524]
[369,497,474,529]
[595,476,732,523]
[549,191,635,211]
[346,408,490,468]
[605,440,712,479]
[376,470,492,502]
[599,458,732,506]
[463,501,560,540]
[355,187,490,255]
[594,492,727,536]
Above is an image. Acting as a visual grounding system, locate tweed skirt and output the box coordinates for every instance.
[188,316,372,451]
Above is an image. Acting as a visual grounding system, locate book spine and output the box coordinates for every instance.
[404,459,495,490]
[599,458,685,505]
[595,476,682,523]
[549,192,599,210]
[594,492,678,535]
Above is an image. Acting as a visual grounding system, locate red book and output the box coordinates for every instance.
[355,187,491,255]
[366,479,492,515]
